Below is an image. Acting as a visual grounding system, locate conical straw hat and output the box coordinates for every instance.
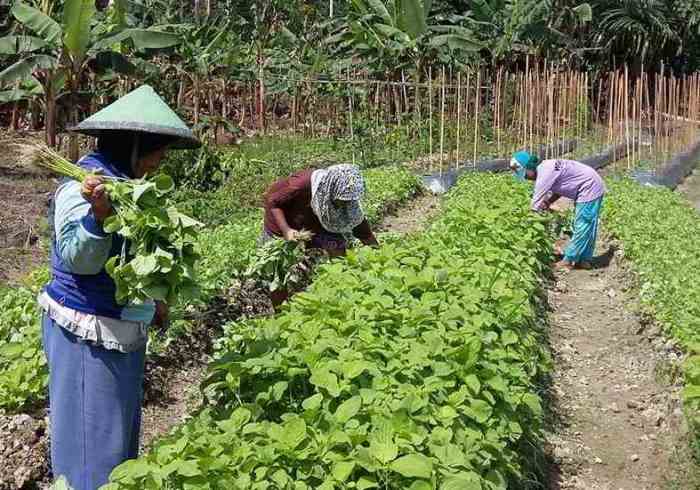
[72,85,200,149]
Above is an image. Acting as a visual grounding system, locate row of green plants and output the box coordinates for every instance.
[603,178,700,451]
[0,164,421,413]
[192,165,422,305]
[105,173,555,489]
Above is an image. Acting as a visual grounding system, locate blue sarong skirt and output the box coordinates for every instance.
[42,314,145,490]
[564,197,603,264]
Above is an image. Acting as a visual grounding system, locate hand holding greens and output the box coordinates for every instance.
[18,142,202,306]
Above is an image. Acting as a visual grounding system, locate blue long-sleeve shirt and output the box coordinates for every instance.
[51,179,155,323]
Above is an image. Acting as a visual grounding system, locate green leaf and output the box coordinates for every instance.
[356,476,378,490]
[271,381,288,401]
[342,360,366,379]
[366,0,392,24]
[143,284,168,301]
[335,396,362,423]
[521,393,542,416]
[62,0,96,63]
[132,183,154,203]
[440,472,482,490]
[11,3,62,45]
[464,374,481,394]
[302,393,323,411]
[270,417,307,450]
[175,460,201,477]
[332,461,355,481]
[103,216,121,234]
[572,3,593,23]
[682,385,700,401]
[0,35,48,54]
[398,0,428,39]
[0,55,58,85]
[310,368,340,397]
[467,399,492,424]
[408,481,432,490]
[131,255,158,276]
[369,428,397,465]
[390,454,433,479]
[126,28,180,50]
[153,174,175,193]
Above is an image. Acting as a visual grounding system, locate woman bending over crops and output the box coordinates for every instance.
[38,87,200,490]
[511,151,606,270]
[262,163,379,256]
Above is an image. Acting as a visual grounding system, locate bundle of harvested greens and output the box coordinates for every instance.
[18,142,202,305]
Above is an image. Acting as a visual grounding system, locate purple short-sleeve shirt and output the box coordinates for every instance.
[531,159,606,211]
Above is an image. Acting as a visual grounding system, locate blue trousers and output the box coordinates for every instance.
[564,197,603,264]
[42,314,146,490]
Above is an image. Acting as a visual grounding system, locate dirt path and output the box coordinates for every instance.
[545,233,687,489]
[376,190,441,234]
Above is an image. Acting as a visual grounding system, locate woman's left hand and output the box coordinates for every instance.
[152,301,170,331]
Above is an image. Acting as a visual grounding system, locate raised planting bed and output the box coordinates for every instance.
[603,178,700,447]
[106,174,556,489]
[0,166,422,414]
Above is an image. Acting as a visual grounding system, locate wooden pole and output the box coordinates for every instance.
[440,66,446,173]
[456,71,462,167]
[473,67,481,166]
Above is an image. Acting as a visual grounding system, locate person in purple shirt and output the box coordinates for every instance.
[510,151,606,270]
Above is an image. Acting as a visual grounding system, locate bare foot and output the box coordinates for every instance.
[555,259,574,271]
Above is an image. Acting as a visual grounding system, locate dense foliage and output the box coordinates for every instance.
[0,164,420,412]
[3,1,700,143]
[603,178,700,446]
[106,174,554,489]
[0,268,49,411]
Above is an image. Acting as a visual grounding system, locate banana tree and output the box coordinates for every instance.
[330,0,481,76]
[0,0,180,152]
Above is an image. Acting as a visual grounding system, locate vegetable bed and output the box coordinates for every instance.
[106,174,554,489]
[0,166,421,413]
[603,178,700,446]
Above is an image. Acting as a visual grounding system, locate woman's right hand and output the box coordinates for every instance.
[81,176,112,222]
[283,228,301,241]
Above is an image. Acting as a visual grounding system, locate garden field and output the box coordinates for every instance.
[4,1,700,489]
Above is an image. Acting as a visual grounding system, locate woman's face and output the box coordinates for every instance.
[134,147,169,178]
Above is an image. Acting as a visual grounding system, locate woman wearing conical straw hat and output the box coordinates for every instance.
[38,86,199,489]
[510,151,606,270]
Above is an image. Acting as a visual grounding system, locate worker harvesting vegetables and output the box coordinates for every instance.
[511,151,606,270]
[33,86,200,489]
[262,164,379,255]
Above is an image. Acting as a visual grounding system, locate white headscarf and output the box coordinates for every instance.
[310,164,365,233]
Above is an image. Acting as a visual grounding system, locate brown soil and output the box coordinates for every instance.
[0,412,50,490]
[545,230,691,489]
[0,155,55,287]
[376,190,441,234]
[140,280,275,449]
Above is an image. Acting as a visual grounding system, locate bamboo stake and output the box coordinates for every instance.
[473,67,481,167]
[429,66,434,170]
[440,66,446,173]
[463,69,471,170]
[456,71,462,167]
